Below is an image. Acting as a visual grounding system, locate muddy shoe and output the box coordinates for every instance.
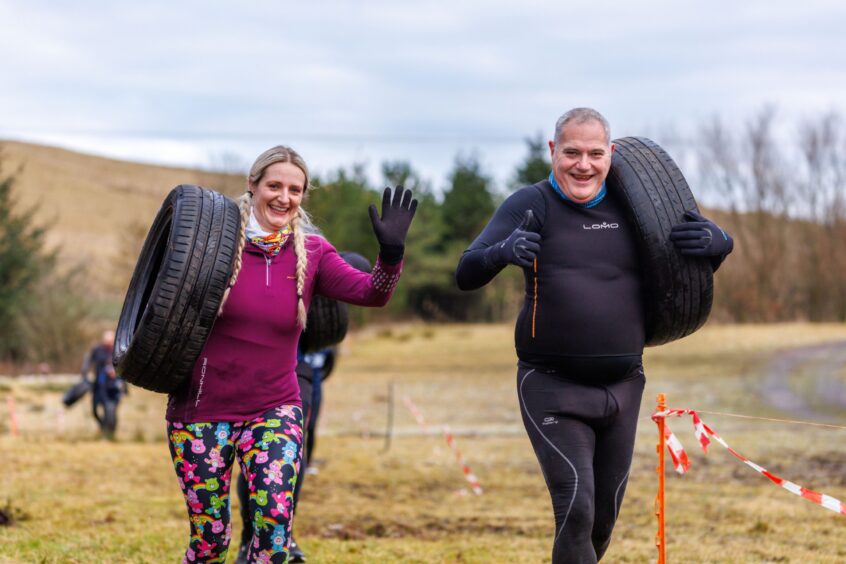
[289,539,306,563]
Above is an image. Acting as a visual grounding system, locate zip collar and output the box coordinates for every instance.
[548,172,607,209]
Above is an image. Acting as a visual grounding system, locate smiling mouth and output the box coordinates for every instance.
[571,174,594,182]
[269,204,289,214]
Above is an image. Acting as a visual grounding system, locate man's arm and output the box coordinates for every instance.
[455,186,546,291]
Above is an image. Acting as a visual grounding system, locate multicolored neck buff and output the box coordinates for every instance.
[548,171,607,209]
[246,209,292,256]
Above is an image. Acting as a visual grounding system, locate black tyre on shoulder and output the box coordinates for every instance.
[607,137,713,346]
[320,349,337,382]
[113,185,240,393]
[299,297,350,354]
[298,251,372,354]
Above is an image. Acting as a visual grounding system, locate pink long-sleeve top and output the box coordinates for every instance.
[166,235,401,423]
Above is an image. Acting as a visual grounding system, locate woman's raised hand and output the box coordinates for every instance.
[368,186,418,263]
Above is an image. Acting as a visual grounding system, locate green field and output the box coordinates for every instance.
[2,323,846,563]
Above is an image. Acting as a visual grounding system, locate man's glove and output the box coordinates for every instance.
[368,186,418,264]
[670,210,734,257]
[488,210,541,268]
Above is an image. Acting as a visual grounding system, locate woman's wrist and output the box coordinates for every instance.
[378,243,404,265]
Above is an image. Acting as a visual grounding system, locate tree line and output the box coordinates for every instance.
[694,108,846,322]
[2,109,846,369]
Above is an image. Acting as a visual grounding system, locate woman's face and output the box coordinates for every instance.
[250,162,306,231]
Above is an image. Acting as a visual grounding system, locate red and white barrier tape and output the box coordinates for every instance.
[402,396,430,432]
[402,396,483,495]
[442,424,484,495]
[653,408,846,516]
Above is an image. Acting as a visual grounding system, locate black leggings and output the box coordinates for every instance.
[517,363,645,564]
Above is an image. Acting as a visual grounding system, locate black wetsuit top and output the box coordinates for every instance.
[457,179,649,562]
[458,179,732,562]
[456,179,644,380]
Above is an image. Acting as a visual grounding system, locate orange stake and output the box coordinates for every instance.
[655,393,667,563]
[7,395,19,438]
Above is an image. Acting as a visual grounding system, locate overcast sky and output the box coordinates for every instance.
[2,0,845,193]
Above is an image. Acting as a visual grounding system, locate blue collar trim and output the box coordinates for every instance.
[548,172,606,209]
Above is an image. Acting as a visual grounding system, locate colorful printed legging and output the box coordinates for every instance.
[168,404,303,564]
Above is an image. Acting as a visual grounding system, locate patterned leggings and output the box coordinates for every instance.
[168,404,303,564]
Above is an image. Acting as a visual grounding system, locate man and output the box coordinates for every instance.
[81,330,125,438]
[455,108,732,563]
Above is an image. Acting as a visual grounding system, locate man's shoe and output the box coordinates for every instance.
[289,539,307,563]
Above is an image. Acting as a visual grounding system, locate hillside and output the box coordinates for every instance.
[1,140,243,295]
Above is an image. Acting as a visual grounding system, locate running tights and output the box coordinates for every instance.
[168,404,303,563]
[518,364,645,564]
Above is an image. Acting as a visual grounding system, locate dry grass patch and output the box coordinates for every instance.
[2,322,846,562]
[2,140,241,292]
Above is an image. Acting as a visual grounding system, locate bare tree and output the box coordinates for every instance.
[697,108,793,321]
[697,108,846,322]
[798,112,846,320]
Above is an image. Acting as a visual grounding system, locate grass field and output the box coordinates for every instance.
[2,322,846,563]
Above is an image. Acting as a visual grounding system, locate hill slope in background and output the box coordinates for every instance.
[1,140,243,295]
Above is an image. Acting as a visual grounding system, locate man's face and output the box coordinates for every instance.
[548,120,614,204]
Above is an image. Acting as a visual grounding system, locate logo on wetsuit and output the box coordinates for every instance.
[542,416,558,426]
[582,222,619,230]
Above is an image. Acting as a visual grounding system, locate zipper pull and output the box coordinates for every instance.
[265,255,271,287]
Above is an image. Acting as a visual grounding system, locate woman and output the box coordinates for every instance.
[165,146,417,563]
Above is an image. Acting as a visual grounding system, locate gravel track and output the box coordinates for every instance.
[761,340,846,422]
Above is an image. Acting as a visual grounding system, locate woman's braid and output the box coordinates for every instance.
[291,213,308,329]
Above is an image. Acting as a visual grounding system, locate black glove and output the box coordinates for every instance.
[669,210,734,257]
[368,186,418,264]
[488,210,541,269]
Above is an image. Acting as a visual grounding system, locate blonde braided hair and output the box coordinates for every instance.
[217,146,318,328]
[290,213,308,328]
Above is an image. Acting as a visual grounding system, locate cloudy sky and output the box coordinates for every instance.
[2,0,845,192]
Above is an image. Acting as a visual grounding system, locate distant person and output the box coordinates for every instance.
[456,108,733,563]
[299,348,334,468]
[164,145,417,563]
[235,251,372,564]
[80,330,125,438]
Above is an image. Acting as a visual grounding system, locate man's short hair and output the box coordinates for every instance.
[554,108,611,145]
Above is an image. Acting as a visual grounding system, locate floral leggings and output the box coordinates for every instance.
[168,405,303,564]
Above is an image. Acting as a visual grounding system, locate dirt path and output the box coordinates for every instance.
[761,340,846,421]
